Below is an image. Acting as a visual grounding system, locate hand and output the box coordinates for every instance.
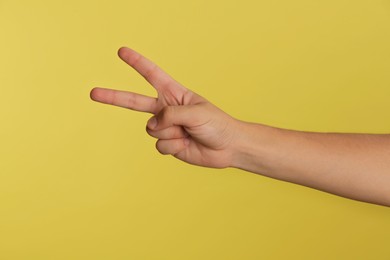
[90,47,240,168]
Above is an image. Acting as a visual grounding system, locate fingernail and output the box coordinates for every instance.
[147,117,158,129]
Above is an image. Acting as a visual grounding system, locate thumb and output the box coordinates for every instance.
[147,104,207,131]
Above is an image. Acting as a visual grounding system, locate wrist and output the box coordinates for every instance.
[229,120,286,175]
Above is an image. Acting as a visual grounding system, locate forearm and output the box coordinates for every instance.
[231,121,390,206]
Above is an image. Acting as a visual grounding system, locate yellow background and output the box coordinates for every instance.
[1,0,390,259]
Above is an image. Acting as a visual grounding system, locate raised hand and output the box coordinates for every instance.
[90,47,240,168]
[90,47,390,207]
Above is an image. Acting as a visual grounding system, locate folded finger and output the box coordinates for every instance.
[155,138,190,155]
[147,125,189,140]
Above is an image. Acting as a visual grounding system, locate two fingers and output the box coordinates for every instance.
[90,47,186,114]
[90,47,204,155]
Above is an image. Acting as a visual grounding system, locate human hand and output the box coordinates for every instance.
[90,47,240,168]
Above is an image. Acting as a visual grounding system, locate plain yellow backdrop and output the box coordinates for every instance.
[1,0,390,259]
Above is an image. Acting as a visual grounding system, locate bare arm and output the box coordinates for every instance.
[91,47,390,207]
[232,122,390,206]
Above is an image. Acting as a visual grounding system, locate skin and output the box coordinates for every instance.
[90,47,390,207]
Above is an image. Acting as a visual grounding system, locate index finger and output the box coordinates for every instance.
[90,87,158,114]
[117,47,183,91]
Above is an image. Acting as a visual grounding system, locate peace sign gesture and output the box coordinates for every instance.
[90,47,240,168]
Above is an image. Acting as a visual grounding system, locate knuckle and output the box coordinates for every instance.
[129,52,142,67]
[144,64,158,81]
[127,94,136,109]
[110,91,118,105]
